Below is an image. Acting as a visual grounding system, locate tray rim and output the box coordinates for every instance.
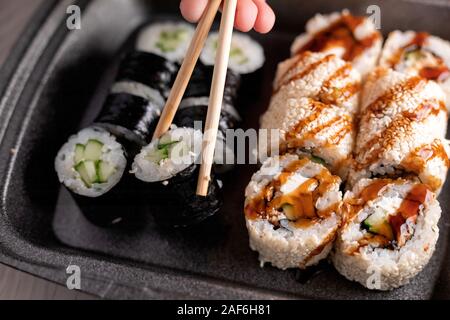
[1,0,449,300]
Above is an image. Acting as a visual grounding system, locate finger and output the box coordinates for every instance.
[234,0,258,32]
[180,0,208,23]
[252,0,276,33]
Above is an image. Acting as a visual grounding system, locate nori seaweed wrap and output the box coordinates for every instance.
[94,51,178,150]
[151,165,223,227]
[95,93,161,147]
[132,127,223,227]
[116,51,178,99]
[173,64,242,171]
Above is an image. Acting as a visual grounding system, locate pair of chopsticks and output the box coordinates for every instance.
[152,0,238,196]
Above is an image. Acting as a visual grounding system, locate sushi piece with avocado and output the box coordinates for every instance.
[333,178,441,290]
[244,154,343,270]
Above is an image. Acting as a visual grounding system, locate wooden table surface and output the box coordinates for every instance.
[0,0,94,300]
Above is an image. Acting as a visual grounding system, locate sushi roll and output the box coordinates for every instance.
[244,154,343,270]
[260,97,355,178]
[55,127,126,197]
[95,51,178,146]
[54,127,143,227]
[333,178,441,290]
[136,22,195,63]
[114,51,178,99]
[379,31,450,110]
[290,10,382,77]
[272,51,361,114]
[350,68,449,192]
[201,32,265,75]
[132,127,223,227]
[174,63,242,171]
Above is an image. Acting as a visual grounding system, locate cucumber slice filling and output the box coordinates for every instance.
[363,210,394,241]
[75,161,99,187]
[145,138,181,165]
[74,144,85,165]
[310,155,326,166]
[73,140,116,187]
[84,139,104,161]
[156,29,189,53]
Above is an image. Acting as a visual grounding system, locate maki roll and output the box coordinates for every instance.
[290,10,382,77]
[174,63,242,171]
[272,51,361,114]
[379,31,450,110]
[333,178,441,290]
[135,22,195,63]
[55,127,126,197]
[54,127,141,226]
[261,97,355,178]
[95,51,178,146]
[114,51,178,99]
[132,127,223,227]
[244,154,342,270]
[201,32,265,75]
[349,68,449,192]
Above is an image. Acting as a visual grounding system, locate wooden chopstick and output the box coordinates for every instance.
[152,0,222,140]
[196,0,238,196]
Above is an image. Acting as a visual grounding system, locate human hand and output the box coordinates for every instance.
[180,0,275,34]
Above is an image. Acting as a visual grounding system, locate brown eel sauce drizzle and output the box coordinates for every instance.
[388,32,450,81]
[294,14,380,61]
[244,158,340,226]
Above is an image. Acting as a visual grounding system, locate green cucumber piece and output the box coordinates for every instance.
[156,29,188,53]
[311,155,326,166]
[282,203,297,221]
[363,210,394,240]
[405,49,424,62]
[96,160,116,183]
[158,140,180,150]
[75,160,99,187]
[84,139,103,161]
[74,144,85,165]
[146,148,169,164]
[230,47,249,65]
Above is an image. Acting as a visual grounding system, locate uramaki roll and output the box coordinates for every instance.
[272,51,361,114]
[260,97,355,178]
[379,31,450,110]
[244,154,342,270]
[290,10,382,77]
[350,68,449,192]
[332,178,441,290]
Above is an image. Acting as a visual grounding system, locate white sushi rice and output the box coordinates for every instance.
[290,10,382,77]
[201,32,265,74]
[55,127,127,197]
[110,81,165,107]
[132,126,202,182]
[379,30,450,110]
[332,178,441,290]
[244,154,342,270]
[136,22,195,62]
[260,96,354,175]
[272,51,361,114]
[350,68,449,191]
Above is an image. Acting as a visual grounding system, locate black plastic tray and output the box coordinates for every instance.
[1,0,450,300]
